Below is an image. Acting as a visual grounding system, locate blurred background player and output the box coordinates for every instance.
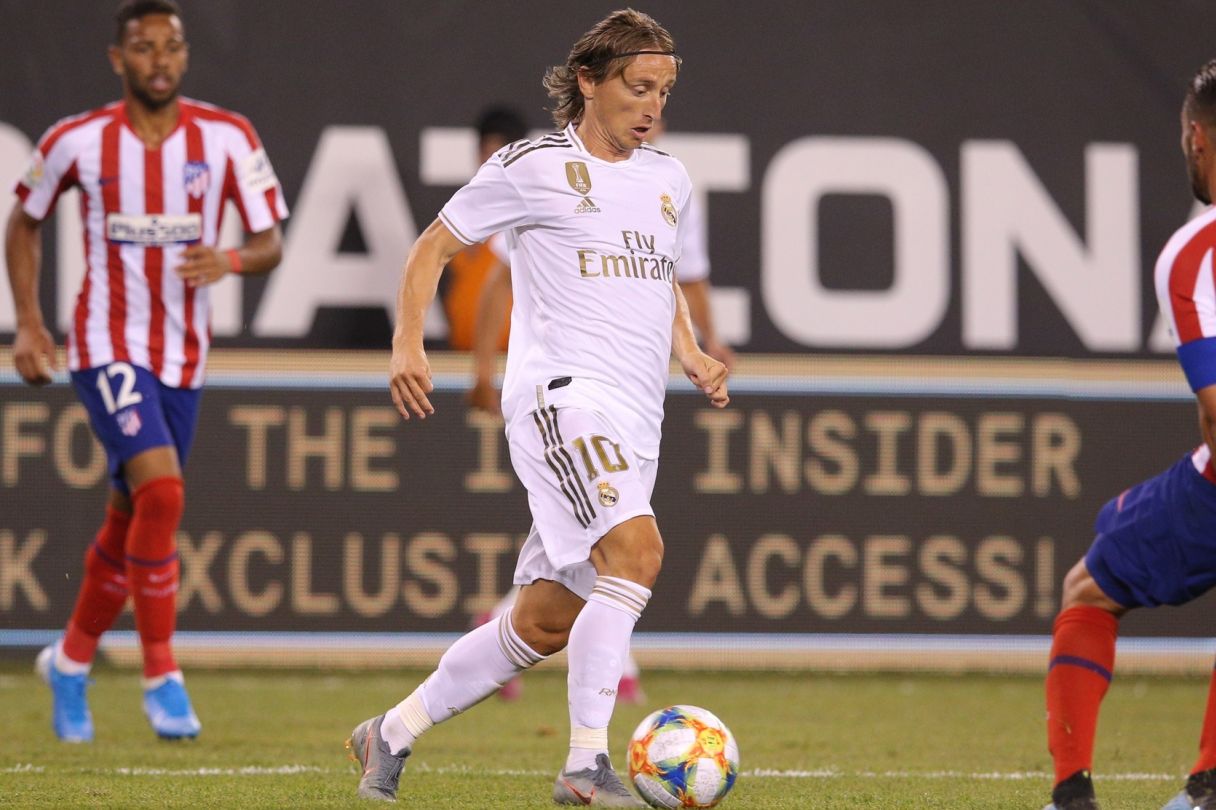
[442,106,527,357]
[1043,59,1216,810]
[457,105,528,413]
[5,0,286,742]
[351,9,728,804]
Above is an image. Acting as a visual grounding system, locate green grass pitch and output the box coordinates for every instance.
[0,663,1206,808]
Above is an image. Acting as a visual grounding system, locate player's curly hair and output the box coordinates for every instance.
[115,0,182,43]
[543,9,679,129]
[1187,60,1216,125]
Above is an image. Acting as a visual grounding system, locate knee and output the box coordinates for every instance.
[132,477,185,520]
[612,547,662,590]
[593,521,664,589]
[1059,558,1123,614]
[127,477,185,557]
[513,613,571,657]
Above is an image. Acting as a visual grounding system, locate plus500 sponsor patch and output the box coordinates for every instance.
[105,213,202,245]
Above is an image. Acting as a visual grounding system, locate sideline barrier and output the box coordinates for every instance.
[1,350,1207,672]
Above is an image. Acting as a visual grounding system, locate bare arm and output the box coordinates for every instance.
[672,278,729,408]
[4,206,57,385]
[680,278,735,369]
[468,258,512,415]
[390,218,467,421]
[1198,386,1216,460]
[175,224,284,287]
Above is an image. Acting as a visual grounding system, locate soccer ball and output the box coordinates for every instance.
[627,705,739,808]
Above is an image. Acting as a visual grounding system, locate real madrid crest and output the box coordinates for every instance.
[660,193,677,228]
[597,481,620,507]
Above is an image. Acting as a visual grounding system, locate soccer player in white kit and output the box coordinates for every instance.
[348,9,728,806]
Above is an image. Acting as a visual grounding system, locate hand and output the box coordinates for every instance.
[466,377,501,416]
[702,338,736,371]
[680,350,729,409]
[175,245,235,288]
[12,323,58,386]
[389,341,435,420]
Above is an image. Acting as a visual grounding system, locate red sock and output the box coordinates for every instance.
[61,507,133,664]
[1045,605,1119,786]
[126,476,185,678]
[1192,659,1216,774]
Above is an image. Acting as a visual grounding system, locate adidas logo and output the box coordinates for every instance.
[574,196,601,214]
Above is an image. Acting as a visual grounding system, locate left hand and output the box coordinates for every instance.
[175,246,235,288]
[702,338,736,371]
[680,350,729,408]
[466,377,502,416]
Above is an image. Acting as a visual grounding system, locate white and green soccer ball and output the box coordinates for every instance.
[627,704,740,808]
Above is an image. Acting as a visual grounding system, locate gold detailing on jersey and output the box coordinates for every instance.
[574,196,601,214]
[532,406,596,528]
[576,249,675,281]
[597,482,620,507]
[660,193,677,227]
[565,161,592,195]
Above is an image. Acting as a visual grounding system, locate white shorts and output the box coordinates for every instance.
[507,403,658,599]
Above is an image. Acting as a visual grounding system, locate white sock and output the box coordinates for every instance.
[140,670,183,691]
[565,576,650,772]
[380,614,546,755]
[54,644,91,676]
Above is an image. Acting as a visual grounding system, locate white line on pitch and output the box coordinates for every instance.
[0,764,1183,782]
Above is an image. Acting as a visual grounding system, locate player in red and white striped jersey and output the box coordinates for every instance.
[1044,60,1216,810]
[5,0,286,743]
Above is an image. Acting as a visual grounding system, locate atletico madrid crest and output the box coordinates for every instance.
[183,161,211,199]
[116,408,143,437]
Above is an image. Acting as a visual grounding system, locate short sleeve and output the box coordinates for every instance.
[224,122,289,233]
[675,194,709,283]
[14,126,78,222]
[438,158,530,246]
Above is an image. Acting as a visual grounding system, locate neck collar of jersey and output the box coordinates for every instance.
[566,122,641,166]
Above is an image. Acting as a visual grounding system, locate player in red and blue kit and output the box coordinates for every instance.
[1045,59,1216,810]
[5,0,286,742]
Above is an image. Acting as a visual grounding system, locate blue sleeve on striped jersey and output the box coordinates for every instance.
[1177,336,1216,391]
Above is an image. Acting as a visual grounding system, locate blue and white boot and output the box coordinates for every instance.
[143,671,201,739]
[35,642,94,743]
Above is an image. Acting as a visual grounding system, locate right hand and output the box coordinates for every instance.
[12,323,58,386]
[466,377,501,416]
[389,342,435,420]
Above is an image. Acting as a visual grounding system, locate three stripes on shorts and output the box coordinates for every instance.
[532,406,596,529]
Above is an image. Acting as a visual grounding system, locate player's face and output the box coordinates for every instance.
[110,13,189,112]
[586,54,678,154]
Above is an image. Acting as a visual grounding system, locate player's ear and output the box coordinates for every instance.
[107,45,123,77]
[576,67,596,102]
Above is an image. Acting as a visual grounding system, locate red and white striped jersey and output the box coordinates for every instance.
[1154,204,1216,483]
[14,98,288,388]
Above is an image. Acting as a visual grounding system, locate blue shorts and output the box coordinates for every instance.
[1086,453,1216,608]
[71,362,202,495]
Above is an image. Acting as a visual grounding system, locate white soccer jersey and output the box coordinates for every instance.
[439,124,693,457]
[674,195,709,283]
[15,98,288,388]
